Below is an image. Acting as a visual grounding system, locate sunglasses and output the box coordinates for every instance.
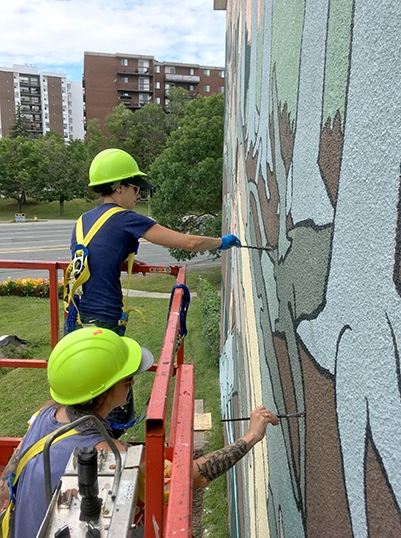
[127,184,141,195]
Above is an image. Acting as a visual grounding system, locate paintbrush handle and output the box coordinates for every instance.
[221,412,305,422]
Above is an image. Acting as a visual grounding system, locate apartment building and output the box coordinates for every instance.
[0,65,85,140]
[84,51,225,130]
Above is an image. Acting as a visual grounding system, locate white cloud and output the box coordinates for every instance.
[0,0,226,80]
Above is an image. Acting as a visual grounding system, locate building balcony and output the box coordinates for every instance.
[121,99,152,109]
[117,84,153,93]
[164,74,200,84]
[117,68,153,76]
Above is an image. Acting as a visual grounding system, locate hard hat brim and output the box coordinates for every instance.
[122,337,154,374]
[129,176,154,190]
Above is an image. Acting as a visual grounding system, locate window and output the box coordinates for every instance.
[218,86,225,93]
[204,69,210,76]
[189,68,194,75]
[155,81,160,89]
[139,77,149,91]
[121,58,128,66]
[219,70,225,78]
[188,85,195,91]
[204,85,210,92]
[166,66,175,74]
[155,97,160,104]
[138,60,149,74]
[155,65,160,73]
[121,76,129,83]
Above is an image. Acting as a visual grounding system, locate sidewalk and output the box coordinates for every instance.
[122,289,199,298]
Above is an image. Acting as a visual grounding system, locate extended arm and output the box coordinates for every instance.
[142,224,222,252]
[193,406,279,488]
[142,224,241,252]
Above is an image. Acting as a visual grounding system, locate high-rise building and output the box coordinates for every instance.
[84,51,225,130]
[0,65,85,140]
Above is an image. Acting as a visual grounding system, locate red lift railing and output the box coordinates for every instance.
[0,259,194,537]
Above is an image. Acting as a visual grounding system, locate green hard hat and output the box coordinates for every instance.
[88,148,152,188]
[47,327,153,405]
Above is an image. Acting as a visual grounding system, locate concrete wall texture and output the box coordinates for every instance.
[220,1,401,536]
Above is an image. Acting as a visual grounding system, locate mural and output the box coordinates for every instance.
[221,0,401,536]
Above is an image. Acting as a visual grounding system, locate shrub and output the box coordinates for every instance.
[197,278,221,365]
[0,277,63,299]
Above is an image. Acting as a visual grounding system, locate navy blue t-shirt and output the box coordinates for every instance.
[70,204,156,322]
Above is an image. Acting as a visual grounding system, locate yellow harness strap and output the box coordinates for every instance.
[63,207,126,325]
[1,428,79,538]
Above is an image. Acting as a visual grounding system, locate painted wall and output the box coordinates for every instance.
[220,0,401,536]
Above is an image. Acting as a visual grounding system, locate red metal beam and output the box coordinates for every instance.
[0,359,47,368]
[0,438,21,466]
[145,266,188,537]
[0,260,68,349]
[165,364,194,537]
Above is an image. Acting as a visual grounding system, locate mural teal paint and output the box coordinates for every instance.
[270,1,304,118]
[323,0,353,125]
[221,0,401,536]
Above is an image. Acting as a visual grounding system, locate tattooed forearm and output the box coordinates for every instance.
[195,439,249,483]
[0,448,20,497]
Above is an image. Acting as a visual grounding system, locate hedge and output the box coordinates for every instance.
[197,278,221,366]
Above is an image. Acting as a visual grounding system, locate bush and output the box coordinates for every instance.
[197,278,221,365]
[0,277,63,299]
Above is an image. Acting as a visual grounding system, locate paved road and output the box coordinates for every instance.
[0,220,220,280]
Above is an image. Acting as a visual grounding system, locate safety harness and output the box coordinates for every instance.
[1,428,79,538]
[167,284,191,354]
[63,207,136,335]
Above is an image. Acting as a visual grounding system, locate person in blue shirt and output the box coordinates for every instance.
[0,328,279,538]
[69,148,241,333]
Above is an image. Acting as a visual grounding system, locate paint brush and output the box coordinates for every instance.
[239,245,273,252]
[221,412,306,422]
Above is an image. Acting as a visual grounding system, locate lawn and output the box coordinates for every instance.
[0,197,151,221]
[0,267,229,537]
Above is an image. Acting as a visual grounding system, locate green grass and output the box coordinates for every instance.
[123,265,222,293]
[0,268,228,537]
[0,198,150,221]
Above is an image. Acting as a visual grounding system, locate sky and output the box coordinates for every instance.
[0,0,227,82]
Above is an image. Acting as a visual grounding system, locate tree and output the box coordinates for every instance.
[102,102,167,172]
[9,104,30,139]
[0,136,40,212]
[85,118,108,161]
[129,102,167,170]
[35,132,89,215]
[165,87,191,133]
[149,94,224,261]
[104,103,136,153]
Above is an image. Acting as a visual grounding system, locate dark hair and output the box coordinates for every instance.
[90,183,117,196]
[69,387,112,415]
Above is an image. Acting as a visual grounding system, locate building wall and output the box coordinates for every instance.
[83,51,225,131]
[0,65,83,140]
[220,1,401,537]
[0,71,16,137]
[47,76,64,137]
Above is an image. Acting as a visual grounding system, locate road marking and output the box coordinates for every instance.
[0,245,70,254]
[0,240,151,254]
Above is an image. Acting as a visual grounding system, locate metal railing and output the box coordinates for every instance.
[0,259,194,537]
